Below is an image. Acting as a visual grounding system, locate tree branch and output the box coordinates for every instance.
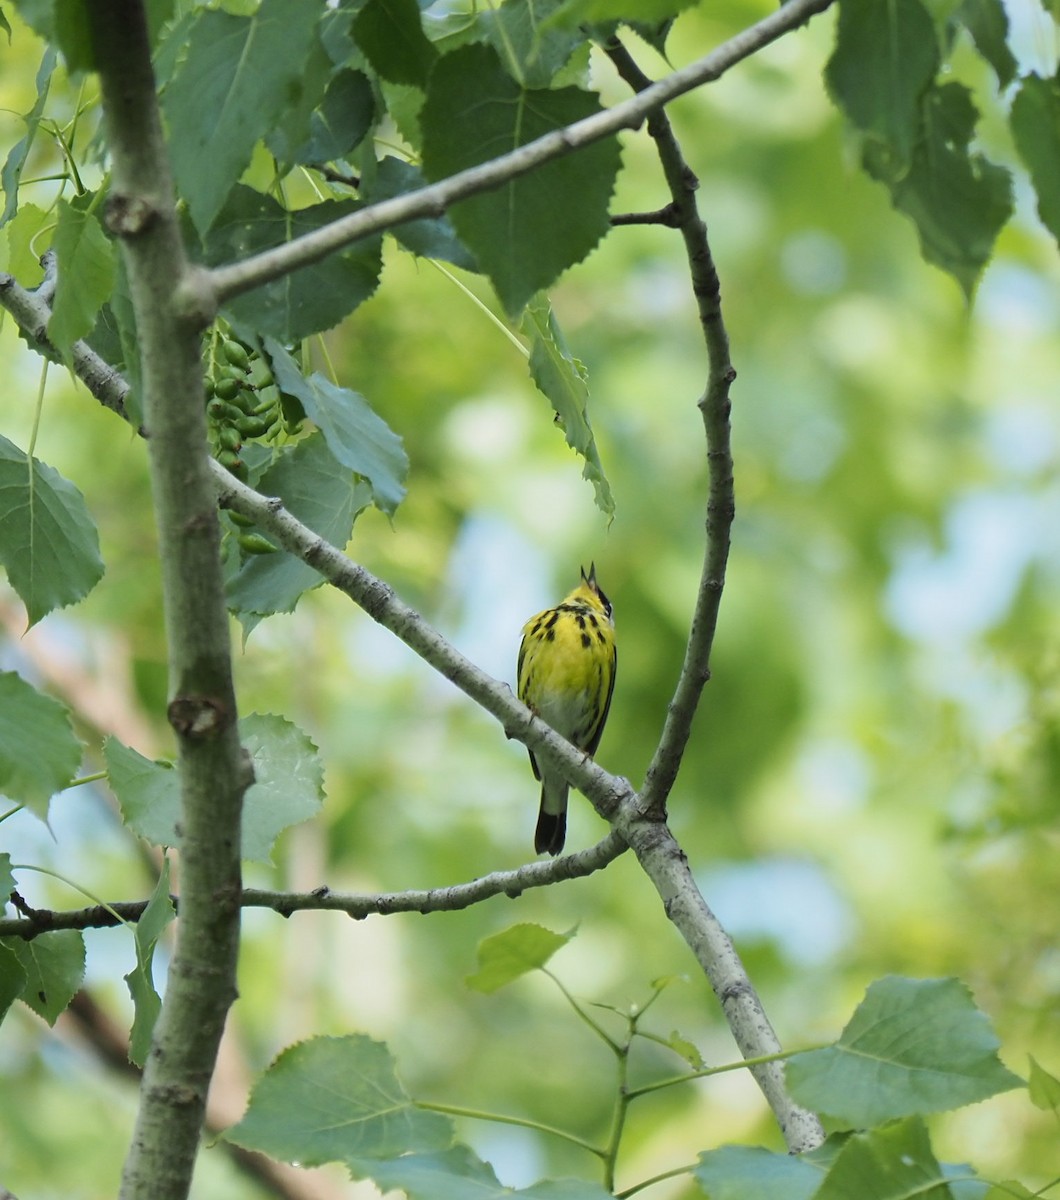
[85,6,250,1200]
[602,39,736,816]
[598,34,822,1153]
[200,0,833,310]
[0,833,628,939]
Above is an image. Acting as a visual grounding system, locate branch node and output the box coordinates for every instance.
[167,694,233,740]
[104,192,160,238]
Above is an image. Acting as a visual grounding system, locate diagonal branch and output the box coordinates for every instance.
[201,0,833,309]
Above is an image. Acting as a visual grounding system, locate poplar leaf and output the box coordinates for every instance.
[47,198,116,360]
[0,434,104,625]
[164,0,319,232]
[421,43,620,315]
[0,672,82,820]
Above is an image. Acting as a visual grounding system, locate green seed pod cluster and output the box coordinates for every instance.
[204,334,285,480]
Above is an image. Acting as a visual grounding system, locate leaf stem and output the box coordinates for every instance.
[415,1101,606,1159]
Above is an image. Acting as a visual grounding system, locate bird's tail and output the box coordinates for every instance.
[535,776,569,856]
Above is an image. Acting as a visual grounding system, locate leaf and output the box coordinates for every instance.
[104,737,181,848]
[264,340,408,515]
[347,1145,616,1200]
[53,0,94,73]
[0,853,13,899]
[956,0,1017,87]
[465,923,572,993]
[108,715,323,861]
[0,45,56,227]
[361,157,478,271]
[814,1116,987,1200]
[228,436,373,621]
[163,0,320,233]
[239,714,325,864]
[665,1029,704,1069]
[0,941,28,1025]
[866,83,1012,297]
[124,857,175,1066]
[786,976,1024,1128]
[264,23,374,169]
[1010,73,1060,245]
[353,0,437,87]
[522,294,613,516]
[11,929,85,1025]
[482,0,585,89]
[227,1034,453,1165]
[204,187,383,341]
[47,197,116,360]
[0,434,105,626]
[693,1144,825,1200]
[544,0,696,27]
[5,201,48,286]
[0,672,82,820]
[1027,1055,1060,1112]
[421,43,620,315]
[825,0,939,172]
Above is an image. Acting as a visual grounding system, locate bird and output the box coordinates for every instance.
[517,564,617,856]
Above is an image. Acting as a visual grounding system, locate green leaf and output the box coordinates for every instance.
[522,294,613,516]
[483,0,585,90]
[0,433,105,626]
[53,0,93,72]
[665,1029,704,1069]
[205,187,383,341]
[0,45,56,227]
[124,857,175,1067]
[866,83,1012,296]
[362,157,477,271]
[0,672,82,819]
[264,340,408,515]
[421,43,620,315]
[815,1116,985,1200]
[1010,73,1060,245]
[239,714,325,864]
[545,0,695,27]
[0,853,13,899]
[786,976,1024,1128]
[108,715,323,861]
[694,1144,825,1200]
[0,8,10,40]
[465,923,572,993]
[348,1144,616,1200]
[227,1034,453,1165]
[264,21,374,169]
[983,1184,1035,1200]
[47,197,116,360]
[163,0,320,233]
[353,0,437,87]
[11,929,85,1025]
[0,941,28,1025]
[105,737,181,847]
[228,435,373,620]
[4,201,48,285]
[1027,1055,1060,1112]
[825,0,939,172]
[955,0,1017,87]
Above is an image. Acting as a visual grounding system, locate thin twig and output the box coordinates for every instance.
[0,833,627,940]
[603,37,736,818]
